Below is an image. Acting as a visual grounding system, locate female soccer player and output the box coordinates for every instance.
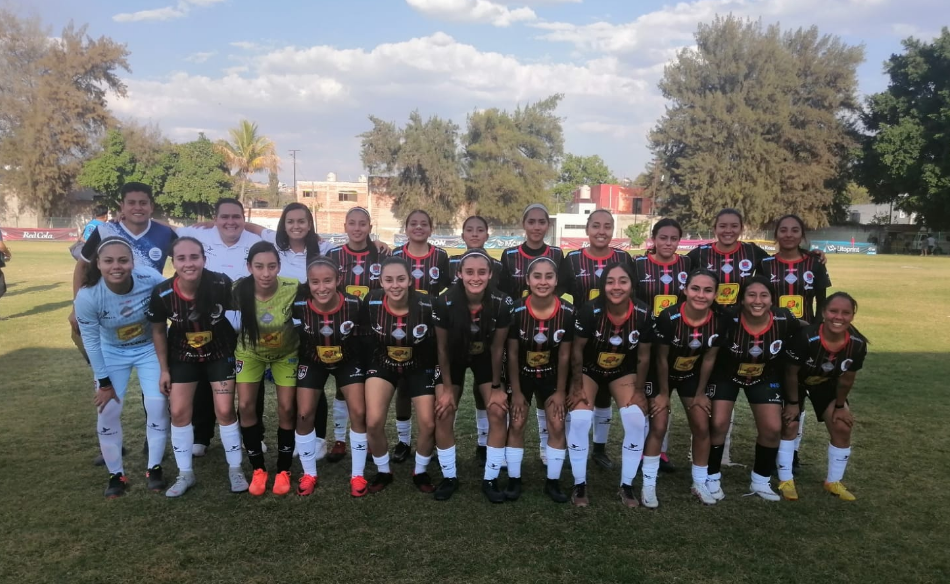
[75,237,168,497]
[263,203,324,282]
[361,257,438,494]
[708,276,801,501]
[506,257,575,503]
[147,237,247,497]
[648,270,725,506]
[233,242,300,496]
[293,258,367,497]
[499,203,565,464]
[568,262,651,507]
[433,249,512,501]
[781,292,867,501]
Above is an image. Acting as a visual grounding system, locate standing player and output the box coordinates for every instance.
[506,257,575,503]
[433,249,512,501]
[74,237,169,497]
[568,262,651,507]
[80,205,109,242]
[781,292,867,501]
[147,237,247,497]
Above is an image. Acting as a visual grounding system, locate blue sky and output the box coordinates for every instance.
[27,0,947,185]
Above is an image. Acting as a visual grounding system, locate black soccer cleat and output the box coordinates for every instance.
[368,472,394,494]
[504,476,523,501]
[145,465,166,492]
[482,479,506,504]
[544,479,569,503]
[104,472,128,499]
[412,471,435,494]
[392,441,411,463]
[433,477,459,501]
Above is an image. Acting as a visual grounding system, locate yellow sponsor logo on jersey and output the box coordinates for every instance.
[737,362,765,377]
[522,289,529,298]
[596,352,625,369]
[526,350,550,367]
[673,355,698,372]
[116,323,144,341]
[346,285,370,299]
[780,295,804,318]
[653,295,678,317]
[260,331,283,348]
[416,290,428,295]
[185,331,212,348]
[588,289,600,300]
[803,375,827,386]
[387,346,412,363]
[716,283,740,305]
[318,345,343,364]
[469,341,485,355]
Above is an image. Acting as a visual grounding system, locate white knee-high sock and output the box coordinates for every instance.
[397,419,412,445]
[545,446,566,481]
[296,430,318,476]
[505,447,524,478]
[619,405,646,486]
[350,430,368,477]
[475,409,489,447]
[219,421,244,467]
[567,409,593,484]
[373,453,391,474]
[795,411,806,450]
[171,423,194,472]
[97,399,124,475]
[593,407,611,444]
[437,446,457,479]
[692,464,708,484]
[333,397,349,443]
[777,440,796,481]
[661,416,671,453]
[414,452,431,474]
[827,444,851,483]
[144,396,169,468]
[642,455,661,488]
[484,446,505,480]
[536,410,548,451]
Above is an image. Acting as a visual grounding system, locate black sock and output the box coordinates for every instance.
[753,442,779,478]
[277,428,294,472]
[315,391,328,440]
[708,443,725,476]
[241,424,266,470]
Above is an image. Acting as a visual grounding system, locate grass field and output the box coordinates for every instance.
[1,242,949,583]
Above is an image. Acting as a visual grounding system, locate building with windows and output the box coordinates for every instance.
[295,173,402,241]
[552,184,654,244]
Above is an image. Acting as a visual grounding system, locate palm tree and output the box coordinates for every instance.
[215,120,280,212]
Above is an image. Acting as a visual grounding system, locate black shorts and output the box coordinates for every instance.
[516,375,557,408]
[170,356,236,384]
[709,374,783,405]
[367,364,436,398]
[446,354,493,389]
[297,360,364,390]
[645,375,702,399]
[803,383,848,422]
[582,366,634,392]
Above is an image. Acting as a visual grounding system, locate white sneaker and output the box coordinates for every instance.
[640,485,659,509]
[192,444,207,457]
[691,481,717,505]
[314,438,327,461]
[165,471,196,498]
[747,480,780,501]
[706,479,726,501]
[228,466,249,493]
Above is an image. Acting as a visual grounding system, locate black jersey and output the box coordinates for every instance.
[391,243,451,296]
[360,289,435,372]
[498,243,565,300]
[574,299,653,376]
[432,288,513,363]
[508,296,575,379]
[716,307,800,386]
[687,242,769,307]
[292,292,363,367]
[653,303,726,381]
[146,272,236,362]
[757,254,831,322]
[785,323,867,387]
[632,254,692,317]
[325,243,388,301]
[560,248,633,311]
[448,252,503,290]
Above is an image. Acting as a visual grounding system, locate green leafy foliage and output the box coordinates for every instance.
[158,134,233,219]
[625,222,649,247]
[551,154,617,213]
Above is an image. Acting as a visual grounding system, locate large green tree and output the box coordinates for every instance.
[158,134,234,219]
[550,154,617,213]
[78,123,172,208]
[359,115,402,176]
[859,28,950,230]
[649,16,863,230]
[0,11,130,215]
[215,119,280,208]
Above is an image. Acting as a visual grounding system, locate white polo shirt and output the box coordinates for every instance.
[177,226,261,281]
[261,229,332,283]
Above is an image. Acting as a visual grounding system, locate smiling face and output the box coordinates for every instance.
[462,217,489,249]
[715,213,742,247]
[119,191,153,227]
[215,202,245,245]
[822,296,855,335]
[523,208,549,246]
[776,217,803,252]
[406,211,432,245]
[603,265,632,306]
[284,209,311,243]
[459,255,491,297]
[741,283,772,318]
[97,243,133,286]
[381,263,410,303]
[653,225,681,259]
[527,260,557,298]
[586,211,614,250]
[249,251,280,291]
[172,240,205,283]
[685,275,716,312]
[345,211,371,246]
[308,263,341,306]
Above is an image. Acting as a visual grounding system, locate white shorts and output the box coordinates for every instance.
[101,345,162,399]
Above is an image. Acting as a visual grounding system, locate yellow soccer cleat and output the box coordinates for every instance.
[778,480,799,501]
[824,481,856,501]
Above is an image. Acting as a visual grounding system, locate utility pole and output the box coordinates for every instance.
[289,149,301,203]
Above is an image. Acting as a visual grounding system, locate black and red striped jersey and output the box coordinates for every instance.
[391,243,451,296]
[498,243,565,300]
[653,303,727,381]
[785,322,867,388]
[508,296,575,379]
[360,289,435,372]
[686,242,769,307]
[574,299,654,376]
[292,291,363,368]
[560,248,633,311]
[325,243,388,301]
[448,252,503,290]
[432,288,513,364]
[715,307,801,386]
[632,254,692,317]
[146,272,236,362]
[757,254,831,322]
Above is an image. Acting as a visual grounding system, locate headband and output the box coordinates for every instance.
[346,206,371,220]
[460,250,493,264]
[522,203,549,221]
[526,256,557,275]
[306,257,340,271]
[97,238,133,255]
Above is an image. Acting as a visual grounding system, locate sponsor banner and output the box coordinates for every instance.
[0,228,77,241]
[393,234,527,249]
[559,237,636,250]
[810,241,877,255]
[645,239,777,253]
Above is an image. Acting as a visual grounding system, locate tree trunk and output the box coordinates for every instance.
[240,174,251,221]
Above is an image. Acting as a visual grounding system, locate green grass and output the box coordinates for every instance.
[1,243,949,583]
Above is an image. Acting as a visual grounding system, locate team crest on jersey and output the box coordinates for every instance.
[297,365,308,380]
[628,331,640,345]
[770,340,783,355]
[413,324,428,338]
[411,268,424,280]
[738,259,753,273]
[804,271,815,284]
[369,263,381,276]
[392,327,407,340]
[340,320,354,335]
[609,334,623,346]
[352,264,364,276]
[320,325,334,337]
[429,267,440,280]
[689,337,702,350]
[678,272,688,285]
[553,329,565,343]
[534,332,547,343]
[749,344,763,357]
[841,358,853,371]
[149,247,163,262]
[261,312,274,324]
[235,360,244,374]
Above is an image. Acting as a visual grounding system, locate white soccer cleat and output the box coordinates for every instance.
[691,482,717,505]
[706,479,726,501]
[747,481,781,502]
[191,444,207,458]
[165,471,196,498]
[640,485,659,509]
[228,466,249,493]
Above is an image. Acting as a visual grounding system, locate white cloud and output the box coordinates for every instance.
[230,41,262,50]
[113,0,226,23]
[406,0,537,27]
[184,51,217,63]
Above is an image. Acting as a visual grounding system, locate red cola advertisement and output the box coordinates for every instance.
[0,228,78,241]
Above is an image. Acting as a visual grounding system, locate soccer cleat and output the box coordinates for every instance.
[272,471,292,496]
[544,479,569,503]
[326,441,347,463]
[412,471,435,493]
[350,476,369,498]
[619,484,639,508]
[641,485,659,509]
[434,477,459,501]
[297,474,318,497]
[504,477,523,501]
[778,479,799,501]
[691,481,718,505]
[748,481,781,502]
[104,473,128,499]
[93,446,128,467]
[592,449,614,470]
[392,441,412,463]
[368,472,394,494]
[571,483,589,507]
[824,481,856,501]
[146,465,166,492]
[249,469,268,496]
[706,478,726,501]
[482,479,506,503]
[192,444,207,458]
[165,471,196,498]
[229,466,249,493]
[475,445,487,464]
[659,452,677,473]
